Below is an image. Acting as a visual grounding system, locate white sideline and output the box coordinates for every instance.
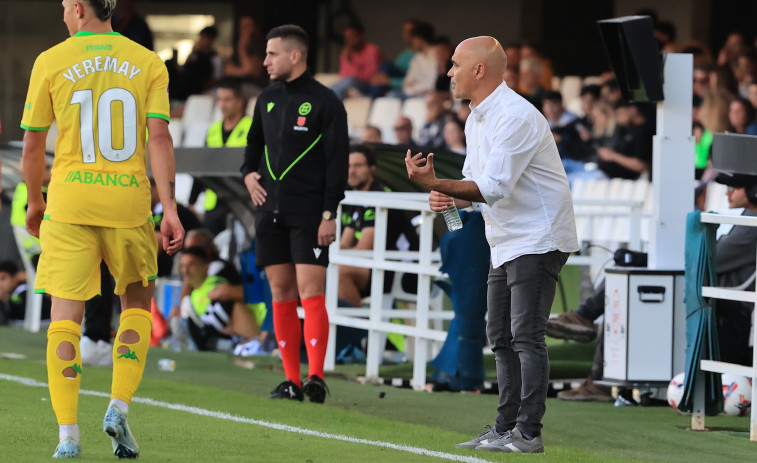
[0,373,494,463]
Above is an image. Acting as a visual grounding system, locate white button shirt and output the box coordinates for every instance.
[462,81,579,268]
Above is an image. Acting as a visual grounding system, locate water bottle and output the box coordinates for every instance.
[158,358,176,372]
[442,204,463,231]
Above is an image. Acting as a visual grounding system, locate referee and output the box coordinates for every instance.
[241,25,349,403]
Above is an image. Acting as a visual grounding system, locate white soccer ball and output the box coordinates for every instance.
[722,374,752,417]
[667,372,686,412]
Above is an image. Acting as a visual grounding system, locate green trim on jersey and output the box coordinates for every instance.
[43,214,51,220]
[263,134,323,181]
[34,288,46,294]
[73,31,122,37]
[147,112,170,122]
[20,124,50,131]
[147,274,158,281]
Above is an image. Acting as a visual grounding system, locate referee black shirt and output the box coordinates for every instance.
[241,71,349,216]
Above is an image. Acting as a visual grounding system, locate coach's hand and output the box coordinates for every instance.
[318,219,337,247]
[161,211,185,256]
[405,149,438,191]
[244,172,267,206]
[26,199,46,238]
[428,190,455,213]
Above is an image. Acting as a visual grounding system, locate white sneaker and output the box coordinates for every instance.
[95,340,113,367]
[80,336,100,366]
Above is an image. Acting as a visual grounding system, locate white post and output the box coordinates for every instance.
[649,53,694,269]
[364,206,388,380]
[323,203,342,371]
[411,209,435,390]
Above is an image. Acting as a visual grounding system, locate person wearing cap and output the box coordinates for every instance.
[712,172,757,366]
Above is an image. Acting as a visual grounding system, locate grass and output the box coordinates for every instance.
[0,326,754,462]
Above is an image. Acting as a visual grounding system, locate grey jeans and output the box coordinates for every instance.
[487,250,569,437]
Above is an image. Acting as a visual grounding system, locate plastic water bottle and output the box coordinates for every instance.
[442,204,463,231]
[158,358,176,372]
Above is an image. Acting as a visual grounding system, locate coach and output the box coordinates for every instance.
[406,36,578,454]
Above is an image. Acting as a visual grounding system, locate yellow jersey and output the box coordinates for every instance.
[21,31,170,228]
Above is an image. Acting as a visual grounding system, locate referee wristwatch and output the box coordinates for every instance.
[322,210,336,221]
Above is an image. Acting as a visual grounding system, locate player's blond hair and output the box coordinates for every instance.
[86,0,117,22]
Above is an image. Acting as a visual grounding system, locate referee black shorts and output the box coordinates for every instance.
[254,211,329,267]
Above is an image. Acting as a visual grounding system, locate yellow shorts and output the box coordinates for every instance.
[36,219,158,301]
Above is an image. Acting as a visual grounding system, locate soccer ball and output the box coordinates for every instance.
[667,372,686,413]
[722,374,752,417]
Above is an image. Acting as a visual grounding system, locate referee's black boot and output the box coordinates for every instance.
[268,380,304,401]
[303,375,330,404]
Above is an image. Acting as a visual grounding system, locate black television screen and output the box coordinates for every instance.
[597,16,664,102]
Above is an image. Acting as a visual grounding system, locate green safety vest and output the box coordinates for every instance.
[11,182,46,256]
[190,275,228,317]
[203,116,253,210]
[695,130,713,170]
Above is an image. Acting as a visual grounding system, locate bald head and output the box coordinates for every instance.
[448,36,507,105]
[457,36,507,79]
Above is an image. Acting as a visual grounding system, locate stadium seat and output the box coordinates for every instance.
[368,97,402,141]
[211,105,222,123]
[704,181,731,213]
[182,94,215,125]
[342,96,372,135]
[401,97,427,143]
[560,75,582,103]
[168,120,184,148]
[246,97,257,117]
[182,121,211,148]
[314,72,341,87]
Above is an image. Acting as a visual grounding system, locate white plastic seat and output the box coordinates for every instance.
[368,97,402,139]
[343,96,372,135]
[246,97,257,117]
[46,120,59,153]
[314,72,341,87]
[182,121,211,148]
[401,97,427,142]
[560,76,582,103]
[182,94,214,125]
[167,120,184,148]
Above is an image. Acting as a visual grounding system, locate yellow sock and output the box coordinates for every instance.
[47,320,82,425]
[111,308,153,404]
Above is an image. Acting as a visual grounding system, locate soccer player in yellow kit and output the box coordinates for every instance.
[20,0,184,458]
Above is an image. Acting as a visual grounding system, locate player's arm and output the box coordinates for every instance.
[22,129,48,237]
[148,117,184,255]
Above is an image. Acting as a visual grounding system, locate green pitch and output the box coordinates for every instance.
[0,326,753,462]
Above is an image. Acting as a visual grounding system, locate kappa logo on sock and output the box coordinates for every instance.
[116,348,140,362]
[279,340,286,348]
[313,248,322,259]
[309,338,318,347]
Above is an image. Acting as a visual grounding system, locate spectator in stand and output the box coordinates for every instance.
[112,0,153,50]
[748,81,757,111]
[710,65,739,97]
[393,116,416,146]
[542,91,583,161]
[456,101,471,123]
[654,20,680,53]
[360,126,383,143]
[717,32,747,68]
[432,36,454,91]
[443,116,466,155]
[728,97,757,135]
[0,260,28,323]
[576,84,601,137]
[338,144,418,307]
[224,16,267,97]
[521,43,553,91]
[567,102,652,181]
[733,49,757,98]
[370,19,420,97]
[331,23,384,99]
[692,63,713,98]
[504,42,521,70]
[418,90,452,149]
[399,22,438,98]
[503,65,519,90]
[518,57,545,109]
[700,85,734,134]
[600,79,623,108]
[174,26,221,101]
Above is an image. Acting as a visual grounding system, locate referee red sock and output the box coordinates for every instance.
[272,299,302,387]
[302,294,329,379]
